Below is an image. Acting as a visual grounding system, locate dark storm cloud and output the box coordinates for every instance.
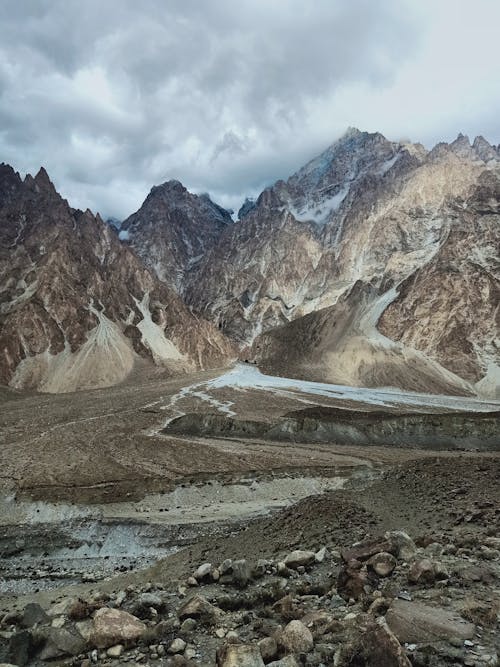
[0,0,450,216]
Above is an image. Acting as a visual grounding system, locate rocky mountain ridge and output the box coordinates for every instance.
[0,165,234,392]
[181,130,499,397]
[1,128,499,395]
[121,180,233,292]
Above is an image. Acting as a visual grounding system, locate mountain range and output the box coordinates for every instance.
[1,128,498,396]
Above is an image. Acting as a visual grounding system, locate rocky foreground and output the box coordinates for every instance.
[1,494,499,666]
[2,534,498,667]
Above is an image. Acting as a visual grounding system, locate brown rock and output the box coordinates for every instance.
[336,614,411,667]
[341,538,393,563]
[90,608,146,649]
[216,643,265,667]
[367,552,397,577]
[177,595,220,624]
[337,559,369,601]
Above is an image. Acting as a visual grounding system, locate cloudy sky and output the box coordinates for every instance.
[1,0,499,219]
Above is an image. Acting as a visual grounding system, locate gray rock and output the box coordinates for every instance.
[180,618,197,634]
[129,592,166,617]
[385,531,416,561]
[258,636,278,662]
[386,600,475,643]
[268,657,301,667]
[39,625,87,660]
[279,620,314,654]
[194,563,213,581]
[284,550,315,569]
[6,631,34,667]
[168,638,187,654]
[20,603,50,629]
[315,546,328,563]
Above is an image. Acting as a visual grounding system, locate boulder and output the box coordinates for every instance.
[258,636,278,662]
[341,538,392,563]
[90,608,146,649]
[279,620,314,654]
[284,550,315,569]
[408,559,435,585]
[20,603,50,628]
[194,563,213,582]
[106,644,124,657]
[385,531,416,561]
[168,638,187,654]
[128,591,167,618]
[337,559,368,601]
[367,552,397,577]
[177,595,220,624]
[39,625,87,660]
[217,643,265,667]
[386,600,475,643]
[315,546,328,563]
[336,615,411,667]
[268,657,301,667]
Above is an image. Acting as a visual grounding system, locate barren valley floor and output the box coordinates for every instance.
[0,365,499,665]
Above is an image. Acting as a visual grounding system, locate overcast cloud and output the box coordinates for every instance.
[0,0,499,218]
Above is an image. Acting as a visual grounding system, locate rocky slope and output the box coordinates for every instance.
[378,171,500,397]
[0,165,233,392]
[176,129,498,395]
[121,180,233,292]
[251,167,499,396]
[1,456,499,666]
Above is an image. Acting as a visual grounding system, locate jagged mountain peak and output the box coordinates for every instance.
[472,135,499,162]
[150,178,187,196]
[0,165,234,392]
[122,178,233,290]
[0,163,23,205]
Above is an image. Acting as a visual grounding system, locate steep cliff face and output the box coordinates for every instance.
[121,180,233,292]
[378,171,500,397]
[185,131,403,343]
[0,166,233,392]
